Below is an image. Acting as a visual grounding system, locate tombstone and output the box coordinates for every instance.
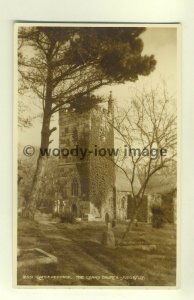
[105,212,109,225]
[112,219,116,228]
[101,222,115,248]
[134,218,138,227]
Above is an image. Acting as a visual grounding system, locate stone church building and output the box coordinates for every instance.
[57,93,116,222]
[56,93,176,224]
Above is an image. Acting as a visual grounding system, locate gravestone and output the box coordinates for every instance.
[101,222,115,248]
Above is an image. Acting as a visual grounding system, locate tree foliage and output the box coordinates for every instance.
[17,25,156,215]
[18,26,156,117]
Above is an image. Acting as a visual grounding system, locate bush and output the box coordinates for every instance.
[151,205,165,228]
[60,212,76,224]
[52,211,60,218]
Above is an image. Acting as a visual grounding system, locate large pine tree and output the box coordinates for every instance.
[18,26,156,217]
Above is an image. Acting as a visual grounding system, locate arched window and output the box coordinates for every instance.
[71,178,78,196]
[121,197,126,209]
[72,127,78,144]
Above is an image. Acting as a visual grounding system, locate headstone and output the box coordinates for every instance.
[105,213,109,225]
[112,219,116,228]
[101,222,115,248]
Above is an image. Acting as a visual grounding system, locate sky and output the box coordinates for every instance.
[18,26,178,148]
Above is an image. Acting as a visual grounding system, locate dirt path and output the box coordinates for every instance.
[37,220,129,286]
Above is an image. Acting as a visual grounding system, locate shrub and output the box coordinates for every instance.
[60,211,76,224]
[151,205,165,228]
[52,211,60,218]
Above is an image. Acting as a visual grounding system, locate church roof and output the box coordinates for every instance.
[115,167,141,193]
[145,174,177,194]
[115,167,176,195]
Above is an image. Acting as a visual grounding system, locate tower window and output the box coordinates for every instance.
[65,139,70,147]
[71,178,78,196]
[121,197,126,209]
[72,127,78,144]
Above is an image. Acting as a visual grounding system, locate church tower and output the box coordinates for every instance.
[58,93,115,221]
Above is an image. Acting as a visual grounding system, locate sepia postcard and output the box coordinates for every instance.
[13,23,180,288]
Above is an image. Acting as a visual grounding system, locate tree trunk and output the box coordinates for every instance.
[22,113,51,218]
[22,155,47,218]
[121,213,137,242]
[120,197,143,242]
[22,64,53,219]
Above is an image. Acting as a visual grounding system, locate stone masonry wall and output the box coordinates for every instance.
[58,102,115,220]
